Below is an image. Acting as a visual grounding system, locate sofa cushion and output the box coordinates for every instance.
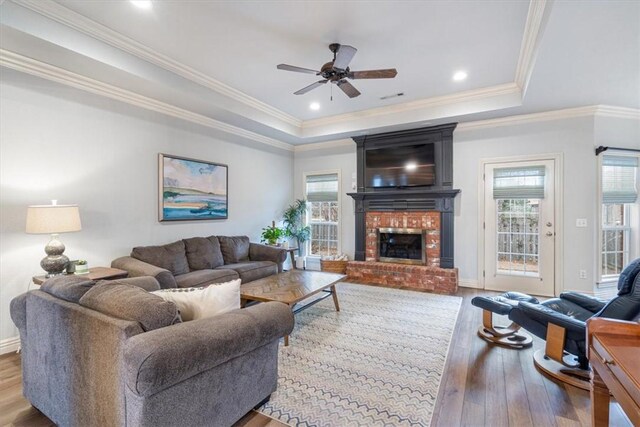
[79,282,181,331]
[131,241,189,276]
[220,261,277,283]
[218,236,250,264]
[151,279,241,321]
[183,237,224,270]
[40,275,96,303]
[174,269,239,288]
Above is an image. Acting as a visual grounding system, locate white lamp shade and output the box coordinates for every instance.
[26,205,82,234]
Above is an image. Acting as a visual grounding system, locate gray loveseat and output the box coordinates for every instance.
[112,235,286,289]
[10,275,294,427]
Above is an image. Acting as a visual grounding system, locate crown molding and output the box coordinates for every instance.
[458,105,640,132]
[593,105,640,120]
[515,0,553,95]
[11,0,302,129]
[301,83,522,131]
[294,138,353,153]
[0,50,294,151]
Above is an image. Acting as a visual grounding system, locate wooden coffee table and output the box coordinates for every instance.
[240,270,346,346]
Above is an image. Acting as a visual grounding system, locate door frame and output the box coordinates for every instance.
[477,153,564,296]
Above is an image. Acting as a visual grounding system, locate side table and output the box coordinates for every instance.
[32,267,128,286]
[285,247,299,270]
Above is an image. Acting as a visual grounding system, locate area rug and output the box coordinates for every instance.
[258,282,462,427]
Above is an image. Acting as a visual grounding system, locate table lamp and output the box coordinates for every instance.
[26,201,82,277]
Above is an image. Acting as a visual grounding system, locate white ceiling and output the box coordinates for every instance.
[56,0,529,121]
[0,0,638,148]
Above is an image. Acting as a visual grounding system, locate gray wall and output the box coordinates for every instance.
[293,116,640,295]
[0,74,294,343]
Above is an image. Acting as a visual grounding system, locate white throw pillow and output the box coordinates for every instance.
[151,279,241,321]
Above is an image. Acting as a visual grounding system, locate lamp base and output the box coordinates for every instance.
[40,234,69,277]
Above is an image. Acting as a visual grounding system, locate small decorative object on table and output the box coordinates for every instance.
[74,260,89,274]
[320,254,349,274]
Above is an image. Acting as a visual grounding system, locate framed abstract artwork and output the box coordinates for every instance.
[158,153,228,221]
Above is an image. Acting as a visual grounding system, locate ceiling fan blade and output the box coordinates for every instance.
[294,80,328,95]
[349,69,398,79]
[337,80,361,98]
[277,64,320,75]
[333,45,357,70]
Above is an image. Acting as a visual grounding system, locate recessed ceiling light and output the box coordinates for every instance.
[453,71,468,82]
[130,0,152,10]
[309,102,320,111]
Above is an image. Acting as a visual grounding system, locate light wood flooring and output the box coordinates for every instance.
[0,287,632,427]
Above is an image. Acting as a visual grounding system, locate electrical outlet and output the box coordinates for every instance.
[579,270,587,279]
[576,218,588,227]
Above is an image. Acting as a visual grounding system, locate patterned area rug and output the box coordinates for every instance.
[258,282,462,427]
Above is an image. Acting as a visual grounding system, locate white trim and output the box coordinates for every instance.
[459,279,481,289]
[515,0,553,95]
[11,0,302,128]
[294,139,353,153]
[0,336,20,355]
[458,105,640,133]
[477,153,564,296]
[302,83,521,130]
[303,169,343,257]
[0,50,295,152]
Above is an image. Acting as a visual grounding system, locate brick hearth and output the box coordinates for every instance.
[365,211,441,266]
[346,261,458,295]
[347,211,458,294]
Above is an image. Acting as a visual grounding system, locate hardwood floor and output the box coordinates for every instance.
[0,286,631,427]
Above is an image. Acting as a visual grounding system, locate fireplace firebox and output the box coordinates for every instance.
[378,228,425,265]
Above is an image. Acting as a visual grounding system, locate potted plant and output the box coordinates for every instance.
[282,199,310,256]
[75,260,89,275]
[260,223,284,246]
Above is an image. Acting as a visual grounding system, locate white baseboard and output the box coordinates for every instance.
[459,279,482,289]
[0,336,21,355]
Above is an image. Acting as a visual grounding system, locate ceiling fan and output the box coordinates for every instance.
[277,43,398,98]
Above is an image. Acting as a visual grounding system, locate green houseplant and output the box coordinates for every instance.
[260,224,284,246]
[282,199,310,255]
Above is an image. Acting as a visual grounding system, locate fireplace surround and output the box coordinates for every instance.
[347,123,460,269]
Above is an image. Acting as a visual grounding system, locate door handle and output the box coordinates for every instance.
[546,231,554,237]
[546,222,553,227]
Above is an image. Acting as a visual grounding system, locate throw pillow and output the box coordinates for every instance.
[218,236,250,264]
[131,240,190,276]
[79,282,181,331]
[183,236,224,270]
[40,275,96,303]
[151,279,241,321]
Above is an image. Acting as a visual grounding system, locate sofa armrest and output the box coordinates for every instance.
[10,293,28,338]
[123,302,294,397]
[517,301,586,335]
[249,243,287,272]
[111,256,176,289]
[560,292,607,314]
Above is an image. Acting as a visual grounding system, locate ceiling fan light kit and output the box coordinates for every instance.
[277,43,398,99]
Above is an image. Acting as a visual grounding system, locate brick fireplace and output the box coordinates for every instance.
[346,124,460,294]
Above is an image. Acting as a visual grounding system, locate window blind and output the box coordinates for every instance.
[493,166,546,199]
[306,173,339,202]
[602,155,638,204]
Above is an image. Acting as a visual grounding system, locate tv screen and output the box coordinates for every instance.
[365,143,435,188]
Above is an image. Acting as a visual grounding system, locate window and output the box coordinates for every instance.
[305,172,340,256]
[599,154,639,282]
[493,166,545,277]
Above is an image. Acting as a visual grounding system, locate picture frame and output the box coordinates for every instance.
[158,153,228,221]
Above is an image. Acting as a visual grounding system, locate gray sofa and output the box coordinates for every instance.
[112,235,287,289]
[10,275,294,427]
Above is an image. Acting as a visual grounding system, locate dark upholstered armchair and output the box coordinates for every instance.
[509,258,640,387]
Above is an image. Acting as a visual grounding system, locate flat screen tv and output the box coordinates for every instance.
[365,143,435,188]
